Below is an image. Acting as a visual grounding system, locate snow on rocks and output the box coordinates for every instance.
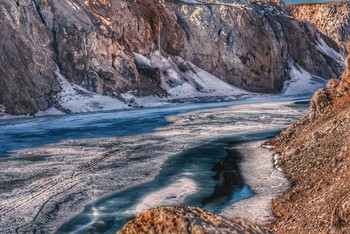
[261,144,275,149]
[181,0,201,4]
[0,104,5,113]
[282,61,327,96]
[54,69,128,113]
[133,51,250,101]
[316,37,344,64]
[34,107,64,117]
[0,104,6,118]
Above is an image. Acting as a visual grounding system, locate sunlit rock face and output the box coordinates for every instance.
[118,206,272,234]
[268,43,350,234]
[0,0,344,114]
[289,2,350,45]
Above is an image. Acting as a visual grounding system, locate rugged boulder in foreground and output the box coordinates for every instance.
[117,206,271,234]
[0,0,344,115]
[268,44,350,233]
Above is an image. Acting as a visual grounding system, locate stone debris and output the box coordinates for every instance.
[267,43,350,234]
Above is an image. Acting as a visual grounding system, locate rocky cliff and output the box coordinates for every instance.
[118,206,271,234]
[267,44,350,233]
[0,0,344,115]
[289,2,350,46]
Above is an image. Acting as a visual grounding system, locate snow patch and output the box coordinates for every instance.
[282,62,327,96]
[34,107,64,117]
[0,104,7,119]
[132,51,250,102]
[0,104,5,113]
[54,69,128,113]
[181,0,201,4]
[133,53,151,68]
[316,38,344,63]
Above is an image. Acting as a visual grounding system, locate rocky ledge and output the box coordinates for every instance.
[117,206,271,234]
[267,44,350,233]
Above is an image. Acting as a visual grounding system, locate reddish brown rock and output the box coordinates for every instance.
[0,0,344,114]
[117,206,272,234]
[326,79,340,90]
[289,2,350,45]
[268,43,350,234]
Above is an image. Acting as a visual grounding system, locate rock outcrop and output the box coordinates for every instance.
[267,44,350,233]
[118,206,271,234]
[0,0,61,114]
[0,0,344,115]
[289,2,350,46]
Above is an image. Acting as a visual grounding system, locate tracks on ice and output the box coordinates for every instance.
[0,148,122,232]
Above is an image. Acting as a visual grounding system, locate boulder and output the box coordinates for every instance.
[118,206,272,234]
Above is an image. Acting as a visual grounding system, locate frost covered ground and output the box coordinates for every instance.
[0,97,310,233]
[221,140,289,224]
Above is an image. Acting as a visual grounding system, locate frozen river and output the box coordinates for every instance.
[0,96,310,233]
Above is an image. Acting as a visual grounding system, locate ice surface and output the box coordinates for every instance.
[0,97,310,233]
[132,178,197,215]
[221,140,290,224]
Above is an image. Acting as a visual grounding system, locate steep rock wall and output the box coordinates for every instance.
[0,0,344,114]
[289,2,350,45]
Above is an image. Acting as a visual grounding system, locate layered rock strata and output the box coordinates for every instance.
[289,2,350,46]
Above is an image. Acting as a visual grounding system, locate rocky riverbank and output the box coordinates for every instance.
[267,45,350,233]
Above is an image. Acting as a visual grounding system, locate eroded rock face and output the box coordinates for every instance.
[289,2,350,45]
[268,43,350,234]
[0,0,60,115]
[118,206,272,234]
[340,44,350,90]
[309,88,330,121]
[0,0,344,114]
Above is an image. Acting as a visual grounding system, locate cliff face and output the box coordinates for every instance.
[0,0,61,114]
[289,2,350,45]
[268,44,350,233]
[0,0,344,115]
